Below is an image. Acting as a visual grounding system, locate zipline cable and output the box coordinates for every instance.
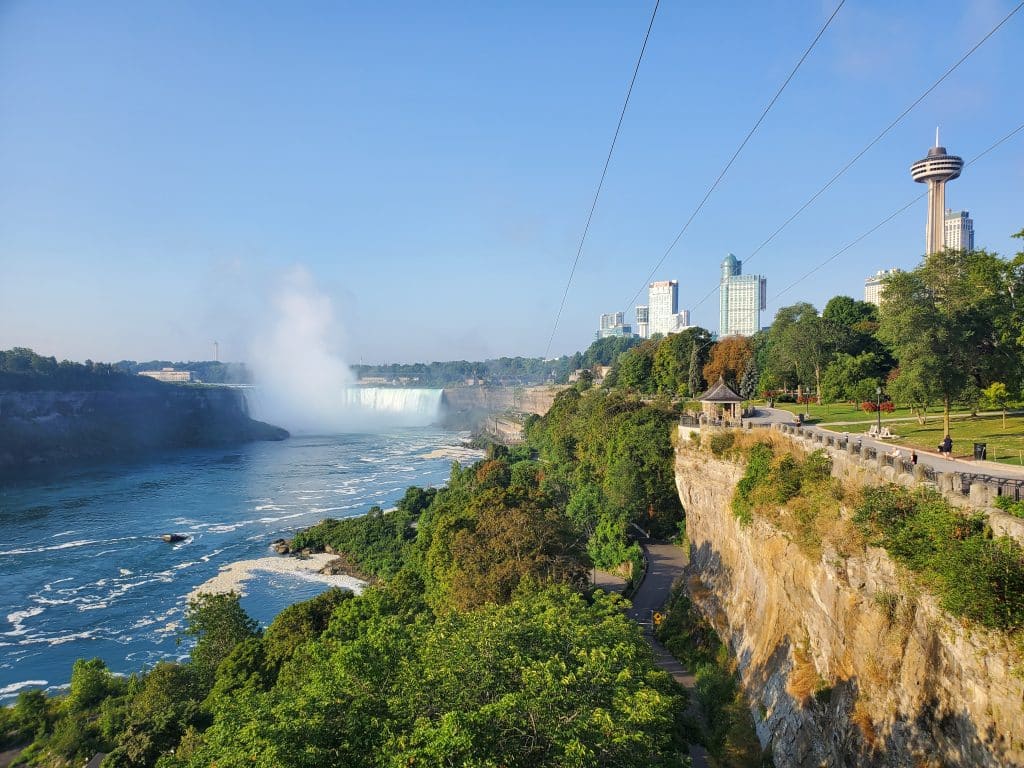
[544,0,660,359]
[770,121,1024,302]
[622,0,847,315]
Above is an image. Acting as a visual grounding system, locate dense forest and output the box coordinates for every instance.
[350,337,640,387]
[2,334,644,392]
[0,349,165,392]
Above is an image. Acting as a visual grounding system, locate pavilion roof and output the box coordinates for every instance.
[699,377,743,403]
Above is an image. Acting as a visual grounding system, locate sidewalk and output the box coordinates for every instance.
[759,407,1024,482]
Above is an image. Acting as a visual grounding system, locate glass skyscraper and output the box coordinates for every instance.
[719,254,765,337]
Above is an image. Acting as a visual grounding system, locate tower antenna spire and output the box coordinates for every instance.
[935,126,940,147]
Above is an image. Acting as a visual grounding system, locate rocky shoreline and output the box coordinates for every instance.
[270,537,376,584]
[188,550,367,601]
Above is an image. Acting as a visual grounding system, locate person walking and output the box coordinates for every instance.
[911,450,918,465]
[938,435,953,456]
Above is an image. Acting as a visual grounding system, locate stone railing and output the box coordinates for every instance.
[770,422,1024,546]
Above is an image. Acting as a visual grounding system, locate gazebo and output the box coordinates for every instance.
[699,377,743,421]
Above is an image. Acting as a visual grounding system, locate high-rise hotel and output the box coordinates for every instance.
[719,254,766,337]
[864,268,900,306]
[943,209,974,251]
[634,305,649,339]
[646,281,691,336]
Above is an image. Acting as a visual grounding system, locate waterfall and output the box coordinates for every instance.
[339,387,443,426]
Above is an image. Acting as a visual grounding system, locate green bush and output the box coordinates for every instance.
[731,443,773,524]
[855,485,1024,630]
[994,495,1024,519]
[708,431,736,456]
[656,583,762,764]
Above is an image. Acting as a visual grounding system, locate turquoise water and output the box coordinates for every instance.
[0,429,473,701]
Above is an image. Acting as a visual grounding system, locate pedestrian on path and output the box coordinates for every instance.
[911,450,918,465]
[939,435,953,456]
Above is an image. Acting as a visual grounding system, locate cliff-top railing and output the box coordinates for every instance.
[679,417,1024,547]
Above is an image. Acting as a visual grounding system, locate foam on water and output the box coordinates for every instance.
[0,680,47,696]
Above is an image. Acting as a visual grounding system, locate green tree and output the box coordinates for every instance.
[183,592,261,689]
[878,248,1022,436]
[739,355,759,401]
[67,657,119,712]
[767,302,836,400]
[820,352,883,402]
[616,340,657,393]
[981,381,1011,428]
[389,588,687,767]
[652,327,711,395]
[689,341,711,398]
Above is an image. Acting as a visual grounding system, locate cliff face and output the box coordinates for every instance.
[676,440,1024,767]
[440,385,565,427]
[0,387,287,473]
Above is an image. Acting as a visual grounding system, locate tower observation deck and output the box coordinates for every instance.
[910,130,963,255]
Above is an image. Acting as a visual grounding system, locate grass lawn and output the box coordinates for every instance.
[843,413,1024,465]
[768,402,942,425]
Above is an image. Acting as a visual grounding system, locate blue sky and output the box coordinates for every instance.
[1,0,1022,364]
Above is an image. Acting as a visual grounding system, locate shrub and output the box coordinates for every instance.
[802,450,833,484]
[708,431,735,456]
[732,443,774,524]
[994,495,1024,519]
[855,485,1024,631]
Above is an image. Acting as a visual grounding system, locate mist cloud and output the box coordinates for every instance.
[247,266,440,433]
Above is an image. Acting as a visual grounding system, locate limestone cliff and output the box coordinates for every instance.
[0,386,287,473]
[440,385,565,427]
[676,438,1024,767]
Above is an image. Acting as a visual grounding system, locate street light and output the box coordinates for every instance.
[875,385,882,435]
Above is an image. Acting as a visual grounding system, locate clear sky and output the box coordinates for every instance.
[1,1,1022,365]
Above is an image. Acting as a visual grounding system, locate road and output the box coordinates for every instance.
[627,540,710,768]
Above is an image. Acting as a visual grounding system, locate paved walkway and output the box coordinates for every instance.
[748,407,1024,482]
[627,539,709,768]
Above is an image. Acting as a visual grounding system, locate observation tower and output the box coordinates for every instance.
[910,129,963,255]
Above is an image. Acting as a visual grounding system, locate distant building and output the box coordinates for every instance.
[635,305,649,338]
[944,209,974,251]
[718,254,765,337]
[597,311,632,339]
[138,367,192,383]
[864,268,900,306]
[648,280,680,336]
[600,312,625,331]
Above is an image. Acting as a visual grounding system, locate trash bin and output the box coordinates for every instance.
[974,442,987,460]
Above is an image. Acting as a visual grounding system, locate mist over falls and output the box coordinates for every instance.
[340,387,444,424]
[247,268,443,433]
[248,384,444,434]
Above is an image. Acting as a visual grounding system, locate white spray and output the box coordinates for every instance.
[247,267,441,433]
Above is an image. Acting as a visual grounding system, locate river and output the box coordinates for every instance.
[0,428,479,701]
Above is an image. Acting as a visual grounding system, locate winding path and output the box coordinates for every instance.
[627,540,710,768]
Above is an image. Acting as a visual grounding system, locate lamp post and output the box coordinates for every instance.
[875,386,882,435]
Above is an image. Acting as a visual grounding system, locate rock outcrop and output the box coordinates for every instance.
[676,441,1024,767]
[0,386,287,473]
[440,385,565,428]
